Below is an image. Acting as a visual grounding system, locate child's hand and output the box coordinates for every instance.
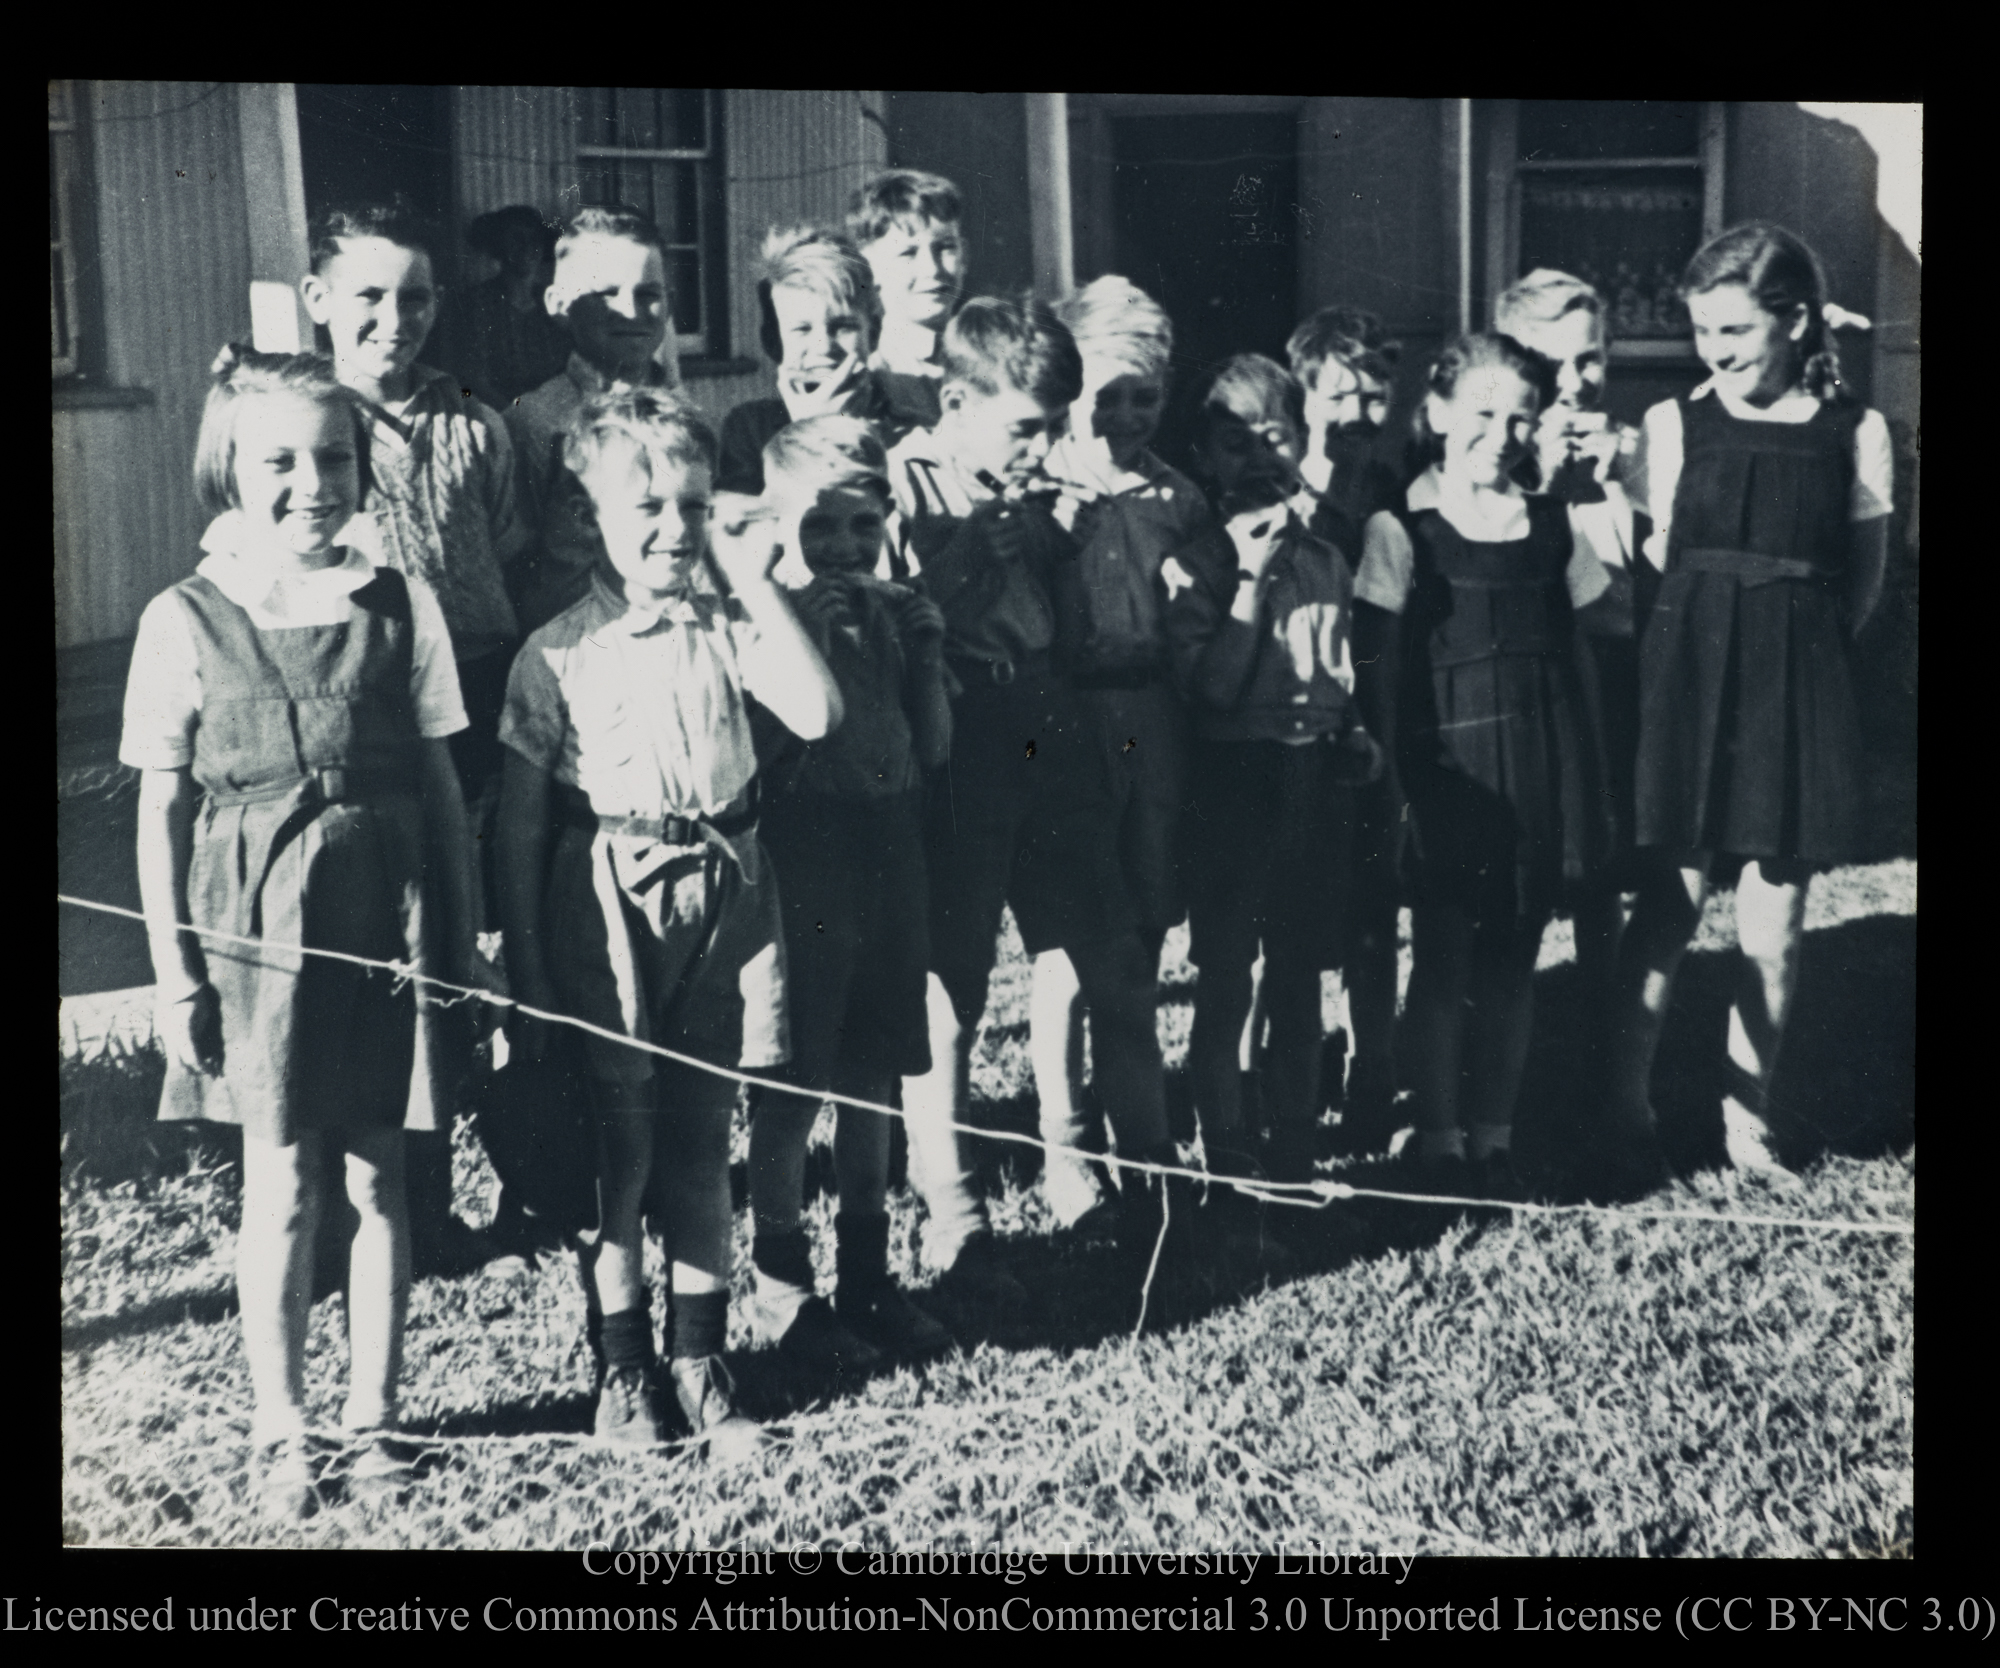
[795,577,859,633]
[1333,724,1387,787]
[891,585,947,655]
[708,493,784,593]
[156,982,223,1076]
[1223,499,1290,581]
[777,356,869,423]
[977,499,1037,566]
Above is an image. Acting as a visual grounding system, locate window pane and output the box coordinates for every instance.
[668,248,701,337]
[1519,166,1701,339]
[1517,101,1700,162]
[668,160,700,245]
[669,90,706,152]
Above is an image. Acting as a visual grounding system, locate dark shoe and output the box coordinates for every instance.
[1470,1149,1531,1207]
[593,1365,668,1448]
[668,1356,767,1464]
[934,1232,1028,1319]
[838,1281,955,1361]
[768,1296,885,1377]
[1335,1058,1404,1155]
[1590,1127,1671,1202]
[1263,1121,1328,1187]
[1058,1197,1124,1252]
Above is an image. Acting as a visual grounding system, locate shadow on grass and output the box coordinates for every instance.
[61,1287,240,1351]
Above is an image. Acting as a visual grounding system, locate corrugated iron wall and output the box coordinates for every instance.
[450,85,581,230]
[55,80,253,648]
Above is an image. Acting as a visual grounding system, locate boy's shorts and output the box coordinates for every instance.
[760,789,931,1085]
[1084,678,1189,939]
[926,666,1137,1005]
[543,824,789,1084]
[1183,736,1355,976]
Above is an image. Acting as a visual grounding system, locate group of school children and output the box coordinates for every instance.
[119,161,1894,1516]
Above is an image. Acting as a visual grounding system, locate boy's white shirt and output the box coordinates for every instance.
[117,512,467,771]
[1637,381,1895,567]
[1353,467,1611,617]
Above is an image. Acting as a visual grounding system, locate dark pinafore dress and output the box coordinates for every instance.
[160,567,436,1146]
[1633,395,1867,864]
[1396,495,1611,928]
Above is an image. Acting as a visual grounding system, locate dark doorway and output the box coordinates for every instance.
[1110,113,1298,466]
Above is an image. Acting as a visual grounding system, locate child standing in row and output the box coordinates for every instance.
[508,205,686,634]
[1029,276,1210,1235]
[1284,307,1406,1150]
[744,417,955,1371]
[1354,334,1613,1200]
[847,171,967,432]
[886,296,1181,1315]
[1601,224,1892,1188]
[124,347,477,1516]
[1166,356,1382,1192]
[495,390,841,1454]
[716,226,915,495]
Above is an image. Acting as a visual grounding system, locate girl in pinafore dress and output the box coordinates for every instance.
[1601,224,1893,1187]
[1353,333,1614,1201]
[121,347,477,1518]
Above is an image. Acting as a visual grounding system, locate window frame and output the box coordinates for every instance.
[50,78,96,381]
[573,88,727,358]
[1483,100,1725,364]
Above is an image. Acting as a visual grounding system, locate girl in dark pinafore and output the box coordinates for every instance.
[1601,224,1894,1187]
[120,347,477,1518]
[1354,333,1614,1200]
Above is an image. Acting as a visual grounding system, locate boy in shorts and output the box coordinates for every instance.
[847,170,966,431]
[495,389,841,1455]
[886,296,1182,1317]
[744,416,955,1371]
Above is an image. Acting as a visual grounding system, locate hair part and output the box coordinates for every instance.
[756,225,883,364]
[1054,275,1174,385]
[1285,305,1401,386]
[308,195,441,276]
[763,414,891,505]
[562,387,717,484]
[193,343,374,519]
[1188,353,1305,445]
[1492,269,1607,341]
[1681,221,1842,400]
[845,169,962,248]
[942,294,1083,410]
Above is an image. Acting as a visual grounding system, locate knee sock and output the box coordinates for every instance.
[835,1211,891,1296]
[753,1229,815,1335]
[1418,1126,1467,1162]
[1467,1123,1512,1161]
[600,1301,655,1372]
[671,1289,730,1362]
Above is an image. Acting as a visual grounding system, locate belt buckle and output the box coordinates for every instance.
[314,767,349,802]
[991,658,1016,686]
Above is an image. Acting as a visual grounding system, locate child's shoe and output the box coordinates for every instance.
[1056,1196,1124,1252]
[838,1280,955,1362]
[764,1295,885,1377]
[343,1429,417,1507]
[933,1231,1028,1321]
[1335,1057,1403,1155]
[253,1435,324,1523]
[593,1365,668,1448]
[668,1356,767,1465]
[1470,1148,1531,1208]
[1720,1063,1799,1183]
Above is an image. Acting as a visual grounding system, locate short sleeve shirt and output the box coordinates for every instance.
[1355,467,1613,615]
[351,363,529,661]
[119,514,467,770]
[499,572,762,823]
[1635,386,1894,561]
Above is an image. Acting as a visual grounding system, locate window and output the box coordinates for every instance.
[50,79,88,378]
[575,88,725,356]
[1486,101,1724,360]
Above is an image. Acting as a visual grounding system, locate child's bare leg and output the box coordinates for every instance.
[1067,932,1168,1160]
[340,1126,410,1431]
[237,1133,325,1444]
[1602,859,1708,1135]
[1028,948,1104,1225]
[590,1081,656,1315]
[1460,919,1542,1158]
[1724,862,1809,1163]
[1238,951,1268,1075]
[1404,904,1475,1157]
[902,971,986,1266]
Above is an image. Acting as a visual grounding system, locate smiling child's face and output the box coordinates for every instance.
[232,393,362,565]
[792,483,888,581]
[578,437,711,603]
[1074,363,1166,471]
[772,282,872,391]
[302,236,437,392]
[551,234,671,379]
[1427,365,1542,489]
[1688,282,1807,406]
[1507,308,1607,413]
[861,215,964,334]
[1303,357,1390,442]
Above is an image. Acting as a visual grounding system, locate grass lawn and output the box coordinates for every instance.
[59,825,1915,1555]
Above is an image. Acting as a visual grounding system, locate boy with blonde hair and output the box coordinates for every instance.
[496,389,841,1455]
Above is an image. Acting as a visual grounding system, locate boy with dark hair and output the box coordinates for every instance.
[846,169,966,430]
[884,294,1183,1319]
[1164,354,1382,1196]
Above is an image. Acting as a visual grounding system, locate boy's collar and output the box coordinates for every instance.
[589,567,714,632]
[873,322,944,377]
[196,512,378,608]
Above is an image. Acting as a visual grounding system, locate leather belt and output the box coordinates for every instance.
[556,783,758,845]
